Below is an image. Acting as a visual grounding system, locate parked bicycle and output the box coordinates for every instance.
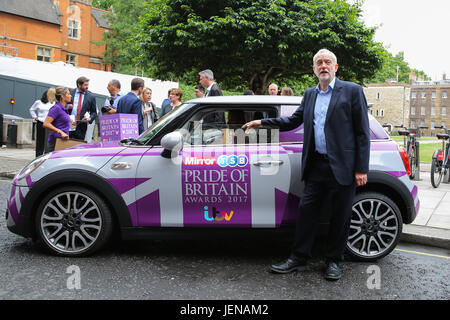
[394,126,428,180]
[431,126,450,188]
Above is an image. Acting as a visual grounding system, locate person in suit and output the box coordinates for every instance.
[199,69,225,125]
[242,49,370,281]
[116,77,145,134]
[68,76,98,141]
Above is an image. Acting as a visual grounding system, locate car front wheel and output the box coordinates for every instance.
[35,186,113,257]
[346,192,402,262]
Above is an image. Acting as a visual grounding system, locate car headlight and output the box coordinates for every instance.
[16,154,50,181]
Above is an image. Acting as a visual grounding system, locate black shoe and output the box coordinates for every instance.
[324,262,341,281]
[270,258,307,274]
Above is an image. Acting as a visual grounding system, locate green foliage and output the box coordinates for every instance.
[92,0,150,74]
[368,51,430,83]
[92,0,114,10]
[137,0,384,94]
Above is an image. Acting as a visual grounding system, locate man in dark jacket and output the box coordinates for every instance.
[199,69,225,124]
[242,49,370,281]
[68,76,97,141]
[116,77,145,134]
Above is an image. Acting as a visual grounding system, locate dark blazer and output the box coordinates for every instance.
[116,92,144,134]
[262,78,370,186]
[206,83,223,96]
[204,83,225,124]
[69,89,97,139]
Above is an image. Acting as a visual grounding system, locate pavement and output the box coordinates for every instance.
[1,144,450,250]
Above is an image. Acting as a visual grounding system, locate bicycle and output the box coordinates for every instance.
[396,125,422,180]
[430,126,450,188]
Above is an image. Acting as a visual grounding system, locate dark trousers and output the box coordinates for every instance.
[290,157,356,263]
[35,121,49,157]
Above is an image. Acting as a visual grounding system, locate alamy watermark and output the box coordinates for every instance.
[366,265,381,290]
[66,265,81,290]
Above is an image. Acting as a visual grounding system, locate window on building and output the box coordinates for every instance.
[376,92,380,100]
[443,92,448,99]
[412,92,417,99]
[442,121,447,128]
[442,107,447,115]
[421,107,426,115]
[411,107,415,115]
[411,120,416,128]
[66,54,76,66]
[431,121,435,129]
[68,20,80,39]
[431,107,436,115]
[420,120,426,127]
[432,91,436,99]
[36,47,51,62]
[422,92,426,99]
[380,109,385,117]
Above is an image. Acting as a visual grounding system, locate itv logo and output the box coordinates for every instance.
[203,206,234,222]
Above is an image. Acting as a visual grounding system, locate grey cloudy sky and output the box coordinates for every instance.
[357,0,448,80]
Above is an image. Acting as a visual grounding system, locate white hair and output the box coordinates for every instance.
[313,49,337,66]
[199,69,214,80]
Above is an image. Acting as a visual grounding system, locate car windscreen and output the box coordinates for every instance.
[136,103,194,144]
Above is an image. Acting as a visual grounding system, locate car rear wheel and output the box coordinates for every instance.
[346,192,402,262]
[35,186,113,257]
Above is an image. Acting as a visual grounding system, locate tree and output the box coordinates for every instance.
[137,0,384,94]
[369,51,430,83]
[92,0,114,10]
[93,0,149,75]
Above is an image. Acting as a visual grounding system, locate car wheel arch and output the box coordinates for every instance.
[17,169,132,239]
[357,171,416,224]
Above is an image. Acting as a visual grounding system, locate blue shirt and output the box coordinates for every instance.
[104,92,124,109]
[314,78,335,154]
[71,89,85,118]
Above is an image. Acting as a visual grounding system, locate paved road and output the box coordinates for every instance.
[0,179,448,300]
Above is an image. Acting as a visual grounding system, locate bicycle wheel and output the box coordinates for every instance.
[431,158,443,188]
[409,144,417,179]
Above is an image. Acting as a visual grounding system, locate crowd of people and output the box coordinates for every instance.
[29,68,294,156]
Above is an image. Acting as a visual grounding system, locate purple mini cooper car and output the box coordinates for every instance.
[6,96,419,260]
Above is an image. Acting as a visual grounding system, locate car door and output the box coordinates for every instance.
[179,106,291,228]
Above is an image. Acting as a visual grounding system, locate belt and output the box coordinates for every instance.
[313,151,329,160]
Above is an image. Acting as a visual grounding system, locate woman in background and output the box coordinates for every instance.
[160,88,183,117]
[43,87,71,152]
[29,88,56,156]
[139,87,158,130]
[281,87,294,96]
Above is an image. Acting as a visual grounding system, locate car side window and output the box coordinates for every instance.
[179,106,277,146]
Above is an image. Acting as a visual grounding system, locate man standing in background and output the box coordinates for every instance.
[116,77,145,134]
[69,76,97,141]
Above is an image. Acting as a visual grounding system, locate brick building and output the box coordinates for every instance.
[363,82,411,132]
[0,0,110,70]
[409,77,450,136]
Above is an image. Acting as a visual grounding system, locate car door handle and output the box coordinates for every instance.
[111,162,132,170]
[252,160,284,166]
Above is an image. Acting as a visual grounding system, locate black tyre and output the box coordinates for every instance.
[431,158,443,188]
[35,186,113,257]
[409,145,417,180]
[346,192,403,262]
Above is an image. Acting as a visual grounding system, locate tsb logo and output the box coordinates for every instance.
[217,155,248,168]
[204,206,234,222]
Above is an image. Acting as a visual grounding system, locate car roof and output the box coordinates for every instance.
[185,95,303,105]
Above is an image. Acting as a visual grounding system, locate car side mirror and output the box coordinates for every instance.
[161,131,184,159]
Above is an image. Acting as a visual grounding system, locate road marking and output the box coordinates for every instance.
[395,248,450,260]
